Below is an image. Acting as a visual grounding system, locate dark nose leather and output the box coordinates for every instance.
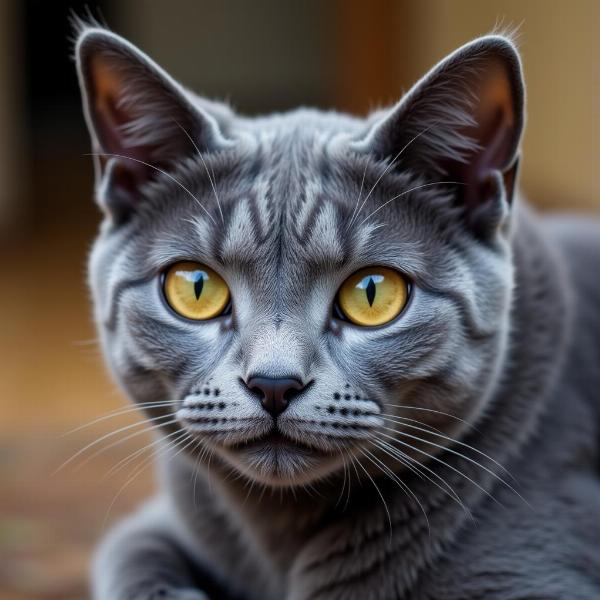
[245,376,305,417]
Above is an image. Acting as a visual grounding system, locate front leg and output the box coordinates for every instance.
[92,497,219,600]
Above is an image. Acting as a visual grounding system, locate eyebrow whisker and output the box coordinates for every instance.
[86,152,217,226]
[349,122,438,228]
[360,181,464,226]
[174,120,225,225]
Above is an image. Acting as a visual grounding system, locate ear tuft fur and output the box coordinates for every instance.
[68,9,110,58]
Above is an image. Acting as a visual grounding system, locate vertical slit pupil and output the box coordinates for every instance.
[366,277,376,307]
[194,274,204,300]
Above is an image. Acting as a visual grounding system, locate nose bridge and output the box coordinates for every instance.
[242,320,313,380]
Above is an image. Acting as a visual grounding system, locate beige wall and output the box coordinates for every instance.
[93,1,600,212]
[115,0,330,112]
[395,0,600,211]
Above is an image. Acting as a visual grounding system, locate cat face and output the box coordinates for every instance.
[77,26,524,486]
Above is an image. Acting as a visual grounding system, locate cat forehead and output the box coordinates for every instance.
[220,117,387,265]
[213,167,353,269]
[240,108,364,143]
[148,110,424,270]
[172,167,368,274]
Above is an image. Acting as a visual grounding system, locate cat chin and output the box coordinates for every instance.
[210,434,345,487]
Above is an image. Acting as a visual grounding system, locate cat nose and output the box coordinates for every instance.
[245,376,305,418]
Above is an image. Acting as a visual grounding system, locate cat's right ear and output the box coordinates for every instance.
[353,36,524,239]
[75,27,229,224]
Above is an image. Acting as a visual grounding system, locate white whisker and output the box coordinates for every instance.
[361,447,430,537]
[102,430,191,528]
[54,413,176,474]
[349,122,438,227]
[385,403,479,431]
[86,152,217,225]
[359,181,462,225]
[379,416,515,481]
[174,120,225,224]
[104,428,184,479]
[74,417,180,473]
[354,451,394,543]
[62,401,179,436]
[348,160,368,229]
[371,437,470,517]
[193,439,214,508]
[380,413,446,436]
[378,429,505,507]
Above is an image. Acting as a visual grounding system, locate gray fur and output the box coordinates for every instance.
[75,23,600,600]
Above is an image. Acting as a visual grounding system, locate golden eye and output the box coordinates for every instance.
[163,262,230,321]
[337,267,408,327]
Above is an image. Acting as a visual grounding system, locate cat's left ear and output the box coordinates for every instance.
[75,27,230,223]
[355,36,524,237]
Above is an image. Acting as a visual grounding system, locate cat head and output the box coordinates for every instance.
[76,25,524,487]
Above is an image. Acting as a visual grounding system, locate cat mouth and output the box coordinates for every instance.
[215,427,347,485]
[231,430,330,456]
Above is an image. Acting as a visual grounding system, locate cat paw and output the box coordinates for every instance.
[167,590,209,600]
[169,590,209,600]
[126,585,209,600]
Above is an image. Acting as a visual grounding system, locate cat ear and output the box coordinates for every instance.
[75,27,229,223]
[355,36,524,237]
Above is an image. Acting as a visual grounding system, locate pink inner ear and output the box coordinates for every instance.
[90,57,129,152]
[89,57,147,157]
[94,98,128,157]
[78,32,225,221]
[472,61,516,177]
[461,61,517,209]
[88,57,155,204]
[90,56,155,184]
[470,107,512,184]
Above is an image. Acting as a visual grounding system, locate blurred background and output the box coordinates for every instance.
[1,1,599,598]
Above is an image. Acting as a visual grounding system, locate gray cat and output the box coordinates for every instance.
[75,21,600,600]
